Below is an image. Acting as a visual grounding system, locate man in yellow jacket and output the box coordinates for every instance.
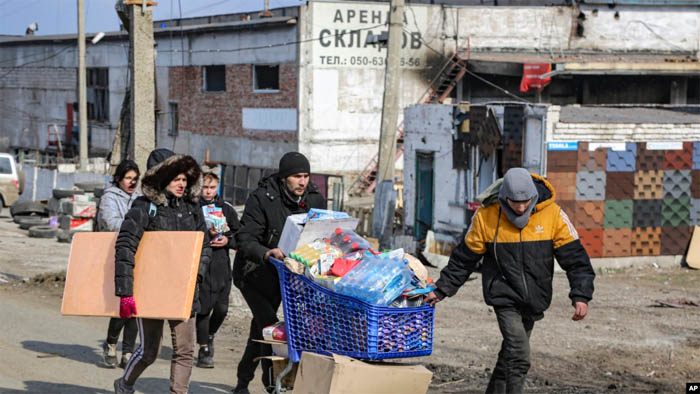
[426,168,595,394]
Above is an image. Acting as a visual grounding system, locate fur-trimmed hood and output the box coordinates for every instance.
[141,154,202,206]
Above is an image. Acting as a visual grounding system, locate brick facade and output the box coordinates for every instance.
[168,62,297,141]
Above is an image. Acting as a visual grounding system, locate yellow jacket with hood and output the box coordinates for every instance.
[434,174,595,319]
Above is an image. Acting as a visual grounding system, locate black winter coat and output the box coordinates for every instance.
[232,174,326,287]
[114,154,212,317]
[199,196,240,312]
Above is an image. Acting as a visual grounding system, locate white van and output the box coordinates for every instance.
[0,153,21,208]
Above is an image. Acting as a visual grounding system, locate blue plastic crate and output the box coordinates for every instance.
[271,258,434,363]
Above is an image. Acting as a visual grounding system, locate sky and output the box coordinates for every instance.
[0,0,305,36]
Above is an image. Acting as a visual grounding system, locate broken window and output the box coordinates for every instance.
[203,65,226,92]
[168,102,178,136]
[87,68,109,122]
[253,64,279,91]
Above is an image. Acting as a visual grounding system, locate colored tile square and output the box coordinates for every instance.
[661,198,690,227]
[663,142,693,170]
[637,143,665,171]
[663,170,691,199]
[605,172,634,200]
[631,227,661,256]
[691,171,700,198]
[578,228,603,258]
[575,201,604,230]
[604,200,633,229]
[634,170,664,200]
[603,228,631,258]
[660,226,691,256]
[633,199,662,228]
[548,150,578,173]
[577,142,606,172]
[606,143,636,172]
[575,171,606,201]
[547,172,576,201]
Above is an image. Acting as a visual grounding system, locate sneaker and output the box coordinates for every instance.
[102,342,117,368]
[119,352,132,369]
[196,346,214,368]
[207,334,215,357]
[231,385,250,394]
[113,377,135,394]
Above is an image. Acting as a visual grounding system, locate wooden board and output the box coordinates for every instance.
[61,231,203,320]
[685,226,700,269]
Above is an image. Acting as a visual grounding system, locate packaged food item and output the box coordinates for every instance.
[306,209,350,221]
[262,322,288,357]
[202,204,230,236]
[289,240,342,271]
[329,258,362,277]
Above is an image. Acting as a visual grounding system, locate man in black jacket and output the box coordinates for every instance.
[113,149,212,394]
[196,168,240,368]
[425,168,595,394]
[232,152,326,394]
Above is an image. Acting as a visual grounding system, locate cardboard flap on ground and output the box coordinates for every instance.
[278,214,359,256]
[685,226,700,269]
[61,231,203,320]
[292,352,433,394]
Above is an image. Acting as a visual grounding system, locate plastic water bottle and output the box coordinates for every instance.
[330,228,372,254]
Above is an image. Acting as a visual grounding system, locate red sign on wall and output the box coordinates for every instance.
[520,63,552,93]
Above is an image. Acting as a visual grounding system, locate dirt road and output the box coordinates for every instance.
[0,210,699,393]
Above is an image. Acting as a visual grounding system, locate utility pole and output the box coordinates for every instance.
[77,0,88,169]
[372,0,404,248]
[128,1,156,173]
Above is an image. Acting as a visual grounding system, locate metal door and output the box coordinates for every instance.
[415,152,434,241]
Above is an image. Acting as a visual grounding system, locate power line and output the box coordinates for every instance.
[0,46,73,79]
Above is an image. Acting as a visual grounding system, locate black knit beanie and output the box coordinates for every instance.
[278,152,310,178]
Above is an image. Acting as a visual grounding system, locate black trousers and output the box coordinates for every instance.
[485,307,535,394]
[235,269,282,389]
[196,301,228,345]
[106,317,137,353]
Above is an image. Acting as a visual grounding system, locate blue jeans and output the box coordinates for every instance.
[485,307,535,394]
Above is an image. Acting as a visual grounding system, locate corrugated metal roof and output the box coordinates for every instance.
[559,106,700,124]
[0,16,296,46]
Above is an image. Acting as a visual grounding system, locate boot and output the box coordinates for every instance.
[102,342,117,368]
[485,375,506,394]
[113,377,135,394]
[208,334,215,357]
[197,346,214,368]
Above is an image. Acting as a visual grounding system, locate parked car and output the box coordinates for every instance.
[0,153,22,209]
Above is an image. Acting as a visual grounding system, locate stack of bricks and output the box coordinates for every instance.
[547,141,696,258]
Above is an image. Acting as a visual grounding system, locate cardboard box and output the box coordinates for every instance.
[59,215,94,231]
[255,356,297,389]
[69,199,97,218]
[278,214,359,256]
[61,231,203,320]
[292,353,432,394]
[685,226,700,269]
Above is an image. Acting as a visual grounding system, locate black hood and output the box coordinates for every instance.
[147,148,175,170]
